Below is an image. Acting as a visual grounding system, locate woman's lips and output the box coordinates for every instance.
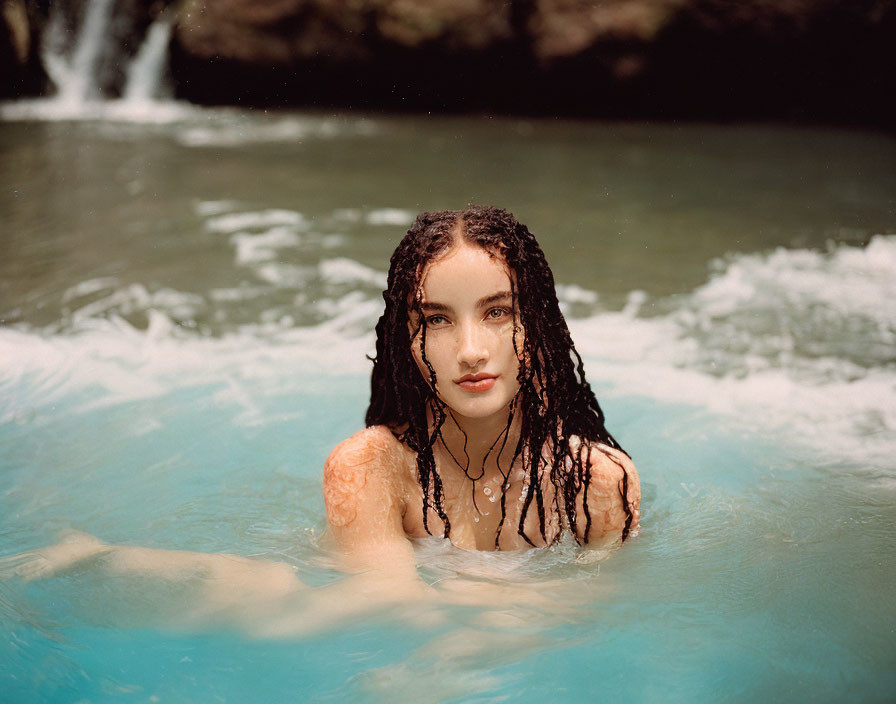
[456,376,497,392]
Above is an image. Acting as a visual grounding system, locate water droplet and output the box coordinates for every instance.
[488,494,497,503]
[473,515,480,523]
[483,487,492,496]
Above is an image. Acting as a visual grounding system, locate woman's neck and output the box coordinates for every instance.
[431,405,521,483]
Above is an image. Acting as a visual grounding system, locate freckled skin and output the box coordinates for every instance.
[576,444,641,544]
[323,427,640,551]
[323,438,375,527]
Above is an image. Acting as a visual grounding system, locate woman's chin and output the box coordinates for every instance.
[442,399,515,424]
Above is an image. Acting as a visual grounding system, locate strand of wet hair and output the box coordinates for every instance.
[599,449,634,541]
[438,409,481,481]
[419,315,452,537]
[471,404,513,518]
[490,401,517,549]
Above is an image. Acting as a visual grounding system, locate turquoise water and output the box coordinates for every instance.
[1,103,895,702]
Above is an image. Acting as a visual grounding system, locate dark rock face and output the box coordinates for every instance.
[167,0,895,126]
[4,0,893,126]
[1,0,46,98]
[175,0,516,59]
[631,0,896,124]
[170,0,528,110]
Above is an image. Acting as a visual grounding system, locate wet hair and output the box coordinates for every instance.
[366,205,633,548]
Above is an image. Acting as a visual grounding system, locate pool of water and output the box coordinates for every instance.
[1,102,894,702]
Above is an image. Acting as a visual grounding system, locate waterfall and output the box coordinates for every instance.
[34,0,173,115]
[122,16,173,103]
[42,0,117,105]
[68,0,117,101]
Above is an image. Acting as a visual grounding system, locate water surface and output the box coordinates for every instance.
[1,105,894,702]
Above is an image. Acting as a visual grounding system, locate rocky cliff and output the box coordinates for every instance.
[169,0,896,126]
[4,0,894,126]
[1,0,45,97]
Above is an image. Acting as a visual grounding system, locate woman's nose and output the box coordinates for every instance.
[456,323,489,368]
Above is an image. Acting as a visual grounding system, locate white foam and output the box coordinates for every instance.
[571,235,896,466]
[253,263,311,288]
[366,209,415,226]
[0,100,377,144]
[318,258,387,288]
[61,277,118,303]
[322,234,346,249]
[173,115,377,148]
[332,208,362,223]
[692,237,896,334]
[1,238,893,466]
[556,284,599,304]
[206,210,307,234]
[64,283,204,324]
[231,228,302,264]
[195,200,238,217]
[208,286,267,303]
[0,312,375,425]
[176,122,309,148]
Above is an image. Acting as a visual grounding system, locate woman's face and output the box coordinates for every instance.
[411,241,523,423]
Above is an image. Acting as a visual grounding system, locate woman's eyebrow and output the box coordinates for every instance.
[420,291,512,313]
[477,291,513,307]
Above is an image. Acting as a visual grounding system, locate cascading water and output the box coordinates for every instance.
[63,0,116,102]
[40,0,116,104]
[122,14,173,104]
[4,0,174,118]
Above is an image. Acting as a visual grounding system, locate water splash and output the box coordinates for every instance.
[2,236,894,467]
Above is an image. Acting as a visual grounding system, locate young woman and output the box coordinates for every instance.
[1,205,640,634]
[325,205,639,578]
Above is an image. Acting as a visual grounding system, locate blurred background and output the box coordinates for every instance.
[1,1,894,702]
[3,0,895,126]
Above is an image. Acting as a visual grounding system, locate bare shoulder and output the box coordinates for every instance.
[322,426,403,528]
[588,443,639,496]
[579,441,641,542]
[325,426,399,469]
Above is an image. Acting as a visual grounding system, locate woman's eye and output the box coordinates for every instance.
[486,308,509,320]
[427,315,448,325]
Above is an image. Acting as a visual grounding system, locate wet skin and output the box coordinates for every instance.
[410,242,523,429]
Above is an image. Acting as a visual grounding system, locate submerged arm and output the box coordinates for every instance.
[0,428,588,638]
[0,530,302,597]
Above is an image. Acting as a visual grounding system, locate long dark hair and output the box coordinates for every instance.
[366,205,633,548]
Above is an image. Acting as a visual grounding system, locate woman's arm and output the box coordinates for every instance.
[322,427,424,590]
[0,427,591,637]
[0,530,302,598]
